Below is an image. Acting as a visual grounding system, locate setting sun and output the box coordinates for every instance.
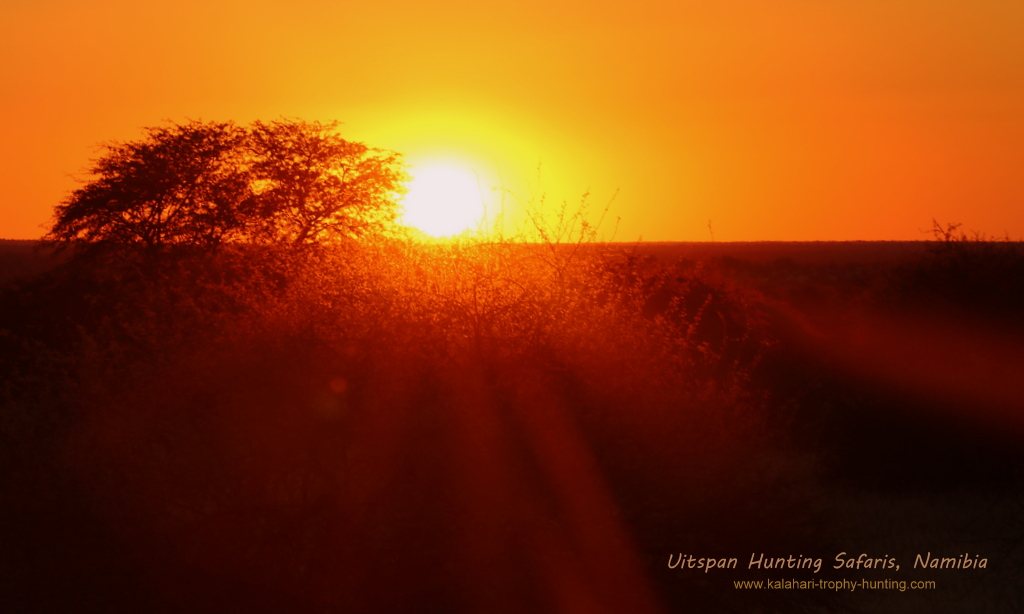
[3,1,1024,611]
[399,163,487,237]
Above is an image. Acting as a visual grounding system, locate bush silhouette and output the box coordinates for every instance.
[46,119,407,258]
[886,220,1024,326]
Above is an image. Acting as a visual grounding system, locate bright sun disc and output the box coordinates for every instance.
[400,163,486,237]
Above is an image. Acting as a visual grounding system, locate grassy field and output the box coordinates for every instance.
[1,235,1021,613]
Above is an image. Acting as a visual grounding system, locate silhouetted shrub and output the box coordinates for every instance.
[886,220,1024,326]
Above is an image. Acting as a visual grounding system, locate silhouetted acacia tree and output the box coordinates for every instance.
[48,121,251,251]
[248,119,407,244]
[47,119,407,252]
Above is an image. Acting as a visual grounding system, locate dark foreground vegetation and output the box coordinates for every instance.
[2,225,1023,613]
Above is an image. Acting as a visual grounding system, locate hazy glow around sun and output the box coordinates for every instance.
[400,162,488,237]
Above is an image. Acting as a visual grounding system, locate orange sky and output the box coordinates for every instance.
[2,0,1023,241]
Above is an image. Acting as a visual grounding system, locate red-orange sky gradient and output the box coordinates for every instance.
[2,0,1023,241]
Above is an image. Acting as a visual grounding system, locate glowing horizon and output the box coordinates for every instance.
[3,0,1024,242]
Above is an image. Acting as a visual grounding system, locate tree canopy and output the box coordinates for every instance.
[47,119,408,252]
